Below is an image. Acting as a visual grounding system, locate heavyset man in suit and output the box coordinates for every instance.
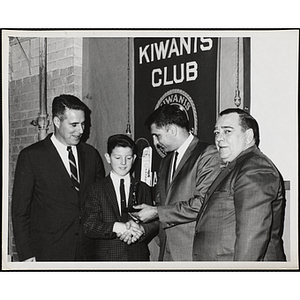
[132,104,221,261]
[12,94,105,261]
[135,108,286,261]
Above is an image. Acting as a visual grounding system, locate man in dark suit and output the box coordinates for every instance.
[136,108,286,261]
[12,94,105,261]
[131,104,220,261]
[192,108,286,261]
[84,134,158,261]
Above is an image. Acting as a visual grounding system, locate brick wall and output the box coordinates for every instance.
[8,37,83,261]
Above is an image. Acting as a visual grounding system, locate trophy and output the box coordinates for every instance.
[128,182,141,213]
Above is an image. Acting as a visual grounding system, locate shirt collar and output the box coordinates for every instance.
[175,133,194,159]
[110,171,131,184]
[51,134,76,152]
[220,145,257,169]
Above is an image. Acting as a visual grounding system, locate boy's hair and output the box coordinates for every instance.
[52,94,88,120]
[107,134,136,155]
[144,104,190,131]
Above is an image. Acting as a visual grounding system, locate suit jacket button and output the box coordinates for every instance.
[195,230,198,234]
[75,233,79,236]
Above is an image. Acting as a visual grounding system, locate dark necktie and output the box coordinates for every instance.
[120,179,128,222]
[171,151,179,180]
[67,146,80,192]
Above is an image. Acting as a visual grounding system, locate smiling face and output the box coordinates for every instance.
[214,112,253,163]
[105,146,136,177]
[54,108,85,146]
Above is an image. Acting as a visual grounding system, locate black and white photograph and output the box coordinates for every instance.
[1,29,298,274]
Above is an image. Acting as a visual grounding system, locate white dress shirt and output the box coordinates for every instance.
[50,134,80,181]
[110,171,130,214]
[170,133,194,181]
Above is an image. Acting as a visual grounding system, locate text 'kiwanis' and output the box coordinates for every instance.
[139,37,214,88]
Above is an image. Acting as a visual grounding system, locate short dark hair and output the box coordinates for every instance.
[219,108,260,146]
[107,134,136,155]
[144,104,189,131]
[52,94,87,120]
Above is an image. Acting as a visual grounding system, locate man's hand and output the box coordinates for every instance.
[120,220,145,244]
[130,204,158,223]
[114,221,144,245]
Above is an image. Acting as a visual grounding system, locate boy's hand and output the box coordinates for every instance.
[115,220,144,244]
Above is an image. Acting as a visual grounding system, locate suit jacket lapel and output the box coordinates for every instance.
[195,148,255,227]
[195,164,236,225]
[172,136,198,182]
[167,136,199,194]
[163,153,173,194]
[128,176,137,207]
[77,143,86,188]
[105,176,121,219]
[45,134,72,182]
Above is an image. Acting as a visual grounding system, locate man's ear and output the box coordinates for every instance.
[169,124,177,136]
[53,116,60,129]
[104,153,111,164]
[245,128,254,145]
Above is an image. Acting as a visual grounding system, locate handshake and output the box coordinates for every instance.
[113,219,145,245]
[113,204,159,245]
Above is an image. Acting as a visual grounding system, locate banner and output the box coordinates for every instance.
[134,37,218,183]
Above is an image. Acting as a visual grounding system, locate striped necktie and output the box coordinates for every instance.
[67,146,80,192]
